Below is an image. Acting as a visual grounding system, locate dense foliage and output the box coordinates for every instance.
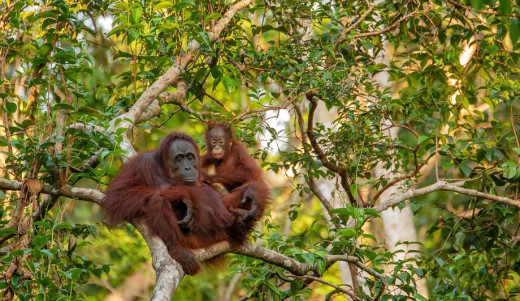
[1,0,520,299]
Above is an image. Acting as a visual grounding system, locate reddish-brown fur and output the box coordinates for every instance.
[201,123,270,222]
[102,132,253,275]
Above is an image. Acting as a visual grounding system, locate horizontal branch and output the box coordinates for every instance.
[194,241,382,280]
[68,123,106,133]
[440,182,520,208]
[0,178,103,204]
[373,180,520,212]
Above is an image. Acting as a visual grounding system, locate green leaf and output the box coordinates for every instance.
[173,0,196,9]
[316,257,326,275]
[204,13,222,23]
[330,207,351,217]
[510,19,520,48]
[364,208,380,218]
[38,43,53,57]
[51,103,75,111]
[302,252,315,265]
[199,31,210,45]
[128,29,139,42]
[265,281,281,296]
[107,25,125,37]
[41,249,53,257]
[290,279,304,294]
[413,293,429,301]
[338,228,357,238]
[417,134,431,145]
[222,76,234,93]
[288,210,298,221]
[349,183,358,200]
[471,0,484,11]
[53,222,73,230]
[0,227,17,237]
[34,221,52,229]
[287,247,303,255]
[458,161,472,178]
[130,7,142,24]
[455,232,465,245]
[5,101,17,113]
[114,2,128,9]
[31,235,48,248]
[499,0,511,15]
[502,161,518,179]
[154,1,173,10]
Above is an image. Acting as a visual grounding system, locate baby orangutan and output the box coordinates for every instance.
[201,122,269,222]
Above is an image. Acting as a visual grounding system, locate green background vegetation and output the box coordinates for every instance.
[1,0,520,299]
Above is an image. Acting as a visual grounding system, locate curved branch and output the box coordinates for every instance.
[306,94,341,173]
[306,93,356,203]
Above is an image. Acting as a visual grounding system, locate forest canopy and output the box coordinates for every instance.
[1,0,520,300]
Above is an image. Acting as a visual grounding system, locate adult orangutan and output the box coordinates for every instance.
[201,122,269,222]
[102,132,257,275]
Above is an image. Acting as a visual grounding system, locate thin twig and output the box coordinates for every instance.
[445,0,520,18]
[296,275,355,299]
[354,12,420,39]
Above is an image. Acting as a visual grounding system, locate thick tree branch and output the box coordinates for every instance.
[138,80,189,123]
[134,223,184,301]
